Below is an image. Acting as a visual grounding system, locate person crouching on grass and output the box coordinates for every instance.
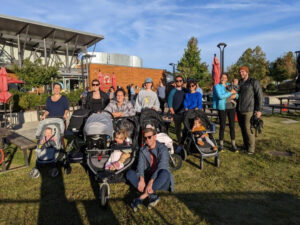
[126,128,174,211]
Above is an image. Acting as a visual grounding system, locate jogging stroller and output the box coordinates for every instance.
[30,118,70,178]
[184,110,219,170]
[140,109,182,171]
[83,111,140,207]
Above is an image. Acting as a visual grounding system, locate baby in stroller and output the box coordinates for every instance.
[105,129,131,171]
[30,118,69,178]
[192,116,217,151]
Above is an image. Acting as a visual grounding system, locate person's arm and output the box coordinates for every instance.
[183,93,189,110]
[136,149,146,192]
[253,79,263,117]
[63,96,69,120]
[42,97,50,119]
[134,93,142,113]
[167,88,176,114]
[124,101,136,116]
[104,102,114,113]
[153,93,160,111]
[197,92,203,109]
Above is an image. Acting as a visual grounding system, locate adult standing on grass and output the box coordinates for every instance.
[184,80,202,111]
[126,128,174,211]
[213,74,238,152]
[86,79,109,113]
[157,80,166,113]
[134,78,160,113]
[237,66,263,154]
[168,75,187,153]
[41,83,69,120]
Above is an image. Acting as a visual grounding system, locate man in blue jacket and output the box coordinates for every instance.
[126,128,174,211]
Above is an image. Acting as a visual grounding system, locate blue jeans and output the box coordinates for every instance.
[126,169,170,192]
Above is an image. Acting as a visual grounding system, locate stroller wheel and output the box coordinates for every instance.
[64,165,72,175]
[29,168,40,179]
[200,157,204,170]
[181,148,187,161]
[99,184,109,208]
[49,167,59,178]
[215,156,220,167]
[169,154,182,171]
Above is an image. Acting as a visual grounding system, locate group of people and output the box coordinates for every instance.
[40,65,263,211]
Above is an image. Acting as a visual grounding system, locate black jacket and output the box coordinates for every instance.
[237,78,263,113]
[86,91,109,113]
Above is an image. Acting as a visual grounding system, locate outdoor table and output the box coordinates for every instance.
[277,96,300,113]
[0,127,12,172]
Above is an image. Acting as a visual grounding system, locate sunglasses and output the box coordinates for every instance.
[144,135,153,140]
[92,83,100,86]
[189,84,196,87]
[176,80,183,83]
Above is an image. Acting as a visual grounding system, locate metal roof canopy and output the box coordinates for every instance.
[0,14,104,55]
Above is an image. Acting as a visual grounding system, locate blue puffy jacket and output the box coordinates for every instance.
[213,83,232,110]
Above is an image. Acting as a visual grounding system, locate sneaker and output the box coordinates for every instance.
[175,145,183,154]
[232,145,239,153]
[131,198,143,212]
[248,151,255,155]
[218,145,224,152]
[148,195,160,209]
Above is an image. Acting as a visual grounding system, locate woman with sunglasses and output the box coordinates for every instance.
[86,79,109,113]
[184,80,202,111]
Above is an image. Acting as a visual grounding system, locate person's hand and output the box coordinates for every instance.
[146,180,154,194]
[201,134,205,138]
[256,111,262,118]
[152,107,157,111]
[112,112,119,117]
[195,107,199,110]
[63,114,68,120]
[185,108,188,111]
[231,89,237,94]
[41,115,46,120]
[170,108,175,115]
[138,178,145,192]
[230,94,236,99]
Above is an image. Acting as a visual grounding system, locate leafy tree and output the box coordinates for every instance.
[270,51,296,83]
[227,46,269,82]
[12,58,59,91]
[177,37,209,83]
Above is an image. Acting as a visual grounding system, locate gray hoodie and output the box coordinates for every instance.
[134,89,160,113]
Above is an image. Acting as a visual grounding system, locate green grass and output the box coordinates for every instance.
[0,115,300,225]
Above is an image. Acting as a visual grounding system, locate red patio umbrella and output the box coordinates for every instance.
[97,71,104,91]
[212,55,221,86]
[7,76,24,84]
[0,67,12,103]
[111,73,117,90]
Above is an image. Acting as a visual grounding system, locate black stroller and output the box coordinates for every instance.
[83,111,140,207]
[183,110,220,170]
[30,117,70,178]
[140,109,182,171]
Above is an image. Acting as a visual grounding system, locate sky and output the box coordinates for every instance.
[1,0,300,71]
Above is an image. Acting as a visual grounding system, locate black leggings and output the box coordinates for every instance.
[218,108,236,141]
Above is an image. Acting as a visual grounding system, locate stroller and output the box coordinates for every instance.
[30,118,70,178]
[140,109,182,171]
[83,111,140,207]
[183,110,220,170]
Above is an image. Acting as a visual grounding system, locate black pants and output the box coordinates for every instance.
[158,97,166,113]
[173,113,187,145]
[218,108,236,141]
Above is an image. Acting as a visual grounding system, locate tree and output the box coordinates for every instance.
[12,58,59,91]
[270,51,296,83]
[177,37,209,84]
[227,46,269,82]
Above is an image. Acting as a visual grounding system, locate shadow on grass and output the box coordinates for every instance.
[169,191,300,225]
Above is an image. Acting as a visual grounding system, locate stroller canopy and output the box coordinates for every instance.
[184,110,212,131]
[84,112,113,137]
[140,109,166,133]
[35,118,65,138]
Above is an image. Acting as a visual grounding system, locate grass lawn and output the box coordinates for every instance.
[0,114,299,225]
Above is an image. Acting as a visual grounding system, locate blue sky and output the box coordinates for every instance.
[1,0,300,71]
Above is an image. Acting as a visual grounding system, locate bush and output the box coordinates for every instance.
[64,88,82,105]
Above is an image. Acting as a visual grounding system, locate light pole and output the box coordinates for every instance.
[295,51,300,92]
[217,42,227,75]
[169,63,176,75]
[81,54,95,89]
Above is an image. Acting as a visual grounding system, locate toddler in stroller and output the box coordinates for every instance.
[30,118,70,178]
[192,116,217,151]
[105,129,131,171]
[184,110,220,170]
[83,112,139,207]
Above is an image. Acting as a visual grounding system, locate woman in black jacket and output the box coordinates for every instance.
[86,79,109,113]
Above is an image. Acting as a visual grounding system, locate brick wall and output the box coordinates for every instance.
[89,64,165,93]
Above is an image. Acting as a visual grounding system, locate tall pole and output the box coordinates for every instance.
[217,42,227,75]
[295,51,300,92]
[169,63,176,75]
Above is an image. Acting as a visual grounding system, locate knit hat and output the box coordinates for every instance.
[144,77,153,83]
[239,66,249,73]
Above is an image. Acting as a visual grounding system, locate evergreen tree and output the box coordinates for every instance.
[177,37,209,84]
